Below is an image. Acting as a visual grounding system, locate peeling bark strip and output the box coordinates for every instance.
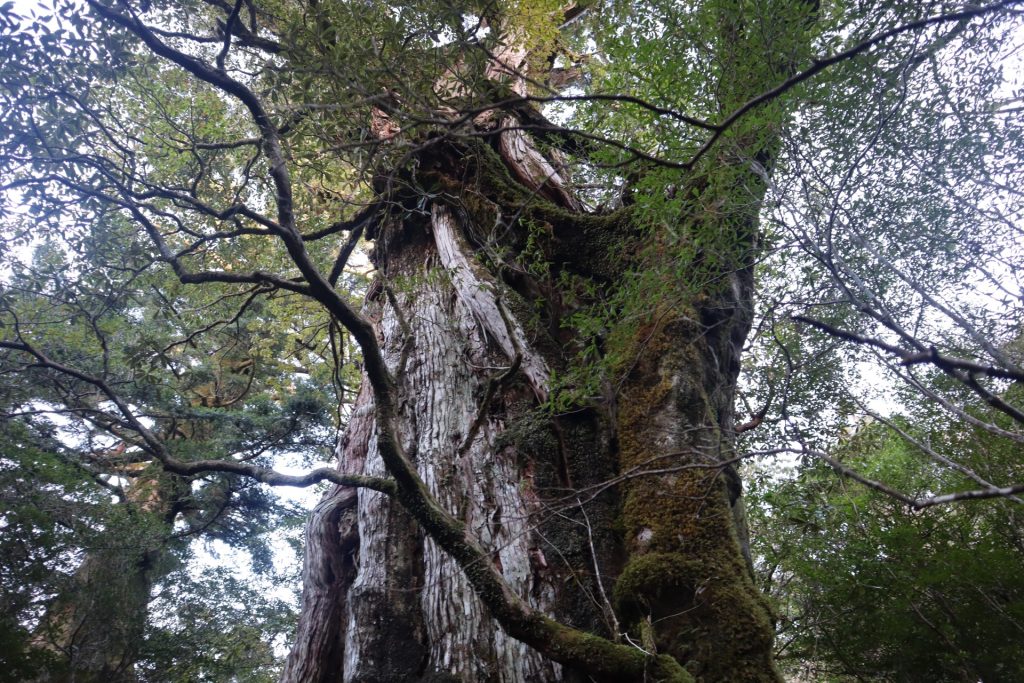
[284,202,695,681]
[335,238,562,681]
[497,125,581,212]
[432,204,550,400]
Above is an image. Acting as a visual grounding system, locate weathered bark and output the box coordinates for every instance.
[284,3,818,680]
[282,129,777,681]
[280,486,359,683]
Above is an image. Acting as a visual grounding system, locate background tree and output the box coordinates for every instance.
[0,1,1022,682]
[0,225,329,678]
[749,418,1024,681]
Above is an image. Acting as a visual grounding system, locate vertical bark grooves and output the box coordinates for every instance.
[280,490,357,683]
[497,126,581,211]
[286,134,780,680]
[285,383,376,683]
[412,228,556,680]
[284,140,699,681]
[432,204,550,400]
[284,0,818,667]
[323,217,563,681]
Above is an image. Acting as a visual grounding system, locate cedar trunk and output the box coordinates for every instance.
[283,134,778,682]
[31,476,181,683]
[283,3,815,679]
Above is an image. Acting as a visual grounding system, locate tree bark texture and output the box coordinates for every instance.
[284,126,778,681]
[283,1,821,678]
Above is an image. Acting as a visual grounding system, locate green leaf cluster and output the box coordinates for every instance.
[749,421,1024,682]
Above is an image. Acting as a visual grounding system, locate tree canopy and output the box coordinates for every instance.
[0,0,1022,681]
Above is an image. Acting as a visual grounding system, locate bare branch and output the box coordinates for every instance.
[766,446,1024,510]
[793,315,1024,383]
[215,0,245,72]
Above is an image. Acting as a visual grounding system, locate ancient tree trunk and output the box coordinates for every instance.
[283,135,776,681]
[32,549,154,682]
[31,365,245,682]
[285,3,816,680]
